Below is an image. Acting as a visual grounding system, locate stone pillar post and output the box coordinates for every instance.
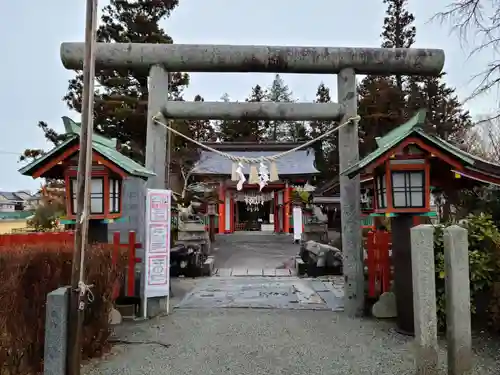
[444,225,472,375]
[146,65,169,189]
[144,65,169,317]
[337,68,363,316]
[410,224,438,375]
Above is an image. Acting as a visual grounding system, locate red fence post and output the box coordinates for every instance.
[367,231,376,298]
[378,231,391,294]
[127,231,136,297]
[112,232,120,266]
[111,232,121,300]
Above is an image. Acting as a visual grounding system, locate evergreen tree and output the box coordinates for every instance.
[381,0,416,92]
[265,74,295,141]
[216,93,240,142]
[24,1,215,165]
[63,0,190,163]
[357,0,471,158]
[310,83,338,179]
[244,84,267,142]
[406,74,472,140]
[357,76,405,156]
[356,0,414,156]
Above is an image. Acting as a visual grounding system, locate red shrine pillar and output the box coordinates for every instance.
[218,183,225,234]
[284,185,291,233]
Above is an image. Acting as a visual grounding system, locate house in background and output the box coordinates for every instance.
[0,191,41,212]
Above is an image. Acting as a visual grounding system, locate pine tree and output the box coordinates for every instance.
[244,84,267,141]
[406,74,472,140]
[25,1,208,164]
[216,93,240,142]
[265,74,295,141]
[356,0,415,156]
[310,83,337,179]
[381,0,416,92]
[357,76,405,156]
[62,0,191,163]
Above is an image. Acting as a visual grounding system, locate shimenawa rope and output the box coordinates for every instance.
[152,113,361,164]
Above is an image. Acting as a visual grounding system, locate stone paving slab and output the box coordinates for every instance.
[175,276,344,311]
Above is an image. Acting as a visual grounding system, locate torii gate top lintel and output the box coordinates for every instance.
[60,43,445,76]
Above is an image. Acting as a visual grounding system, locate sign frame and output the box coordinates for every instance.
[142,189,172,318]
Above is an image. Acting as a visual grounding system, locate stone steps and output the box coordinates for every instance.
[213,268,295,277]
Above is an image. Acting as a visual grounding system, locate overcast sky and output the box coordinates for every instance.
[0,0,496,192]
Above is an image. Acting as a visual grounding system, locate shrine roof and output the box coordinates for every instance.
[193,148,319,175]
[342,109,500,179]
[19,117,155,179]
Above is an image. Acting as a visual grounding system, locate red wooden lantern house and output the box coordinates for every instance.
[19,117,155,240]
[343,109,500,335]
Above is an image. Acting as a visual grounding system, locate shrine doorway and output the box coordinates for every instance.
[233,190,276,232]
[236,200,272,231]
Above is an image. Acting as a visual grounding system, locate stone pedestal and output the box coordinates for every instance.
[177,220,211,255]
[303,222,328,243]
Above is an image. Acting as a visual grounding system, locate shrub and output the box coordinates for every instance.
[433,214,500,330]
[0,242,125,375]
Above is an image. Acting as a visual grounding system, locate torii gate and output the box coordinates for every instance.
[60,42,445,316]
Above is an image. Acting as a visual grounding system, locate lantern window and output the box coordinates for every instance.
[391,171,425,208]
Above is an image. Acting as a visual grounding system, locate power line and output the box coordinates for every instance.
[0,150,22,156]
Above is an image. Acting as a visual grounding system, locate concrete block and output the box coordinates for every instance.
[444,225,472,375]
[44,286,70,375]
[410,225,438,375]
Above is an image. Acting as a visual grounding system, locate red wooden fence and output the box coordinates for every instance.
[112,231,142,298]
[0,230,141,299]
[0,231,75,247]
[366,230,391,299]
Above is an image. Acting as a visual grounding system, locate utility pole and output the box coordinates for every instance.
[67,1,98,375]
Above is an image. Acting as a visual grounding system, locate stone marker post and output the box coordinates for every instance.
[410,225,438,375]
[444,225,472,375]
[44,287,70,375]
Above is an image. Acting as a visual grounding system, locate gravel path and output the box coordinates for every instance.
[84,309,500,375]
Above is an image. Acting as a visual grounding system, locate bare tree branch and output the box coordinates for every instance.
[433,0,500,106]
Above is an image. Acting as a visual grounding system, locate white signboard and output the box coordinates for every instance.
[292,206,303,242]
[143,189,171,317]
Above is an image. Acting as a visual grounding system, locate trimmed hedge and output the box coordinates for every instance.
[0,243,125,375]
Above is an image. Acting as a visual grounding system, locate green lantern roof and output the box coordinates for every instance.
[19,117,155,179]
[341,109,498,178]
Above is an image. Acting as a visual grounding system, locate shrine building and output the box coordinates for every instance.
[192,142,319,234]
